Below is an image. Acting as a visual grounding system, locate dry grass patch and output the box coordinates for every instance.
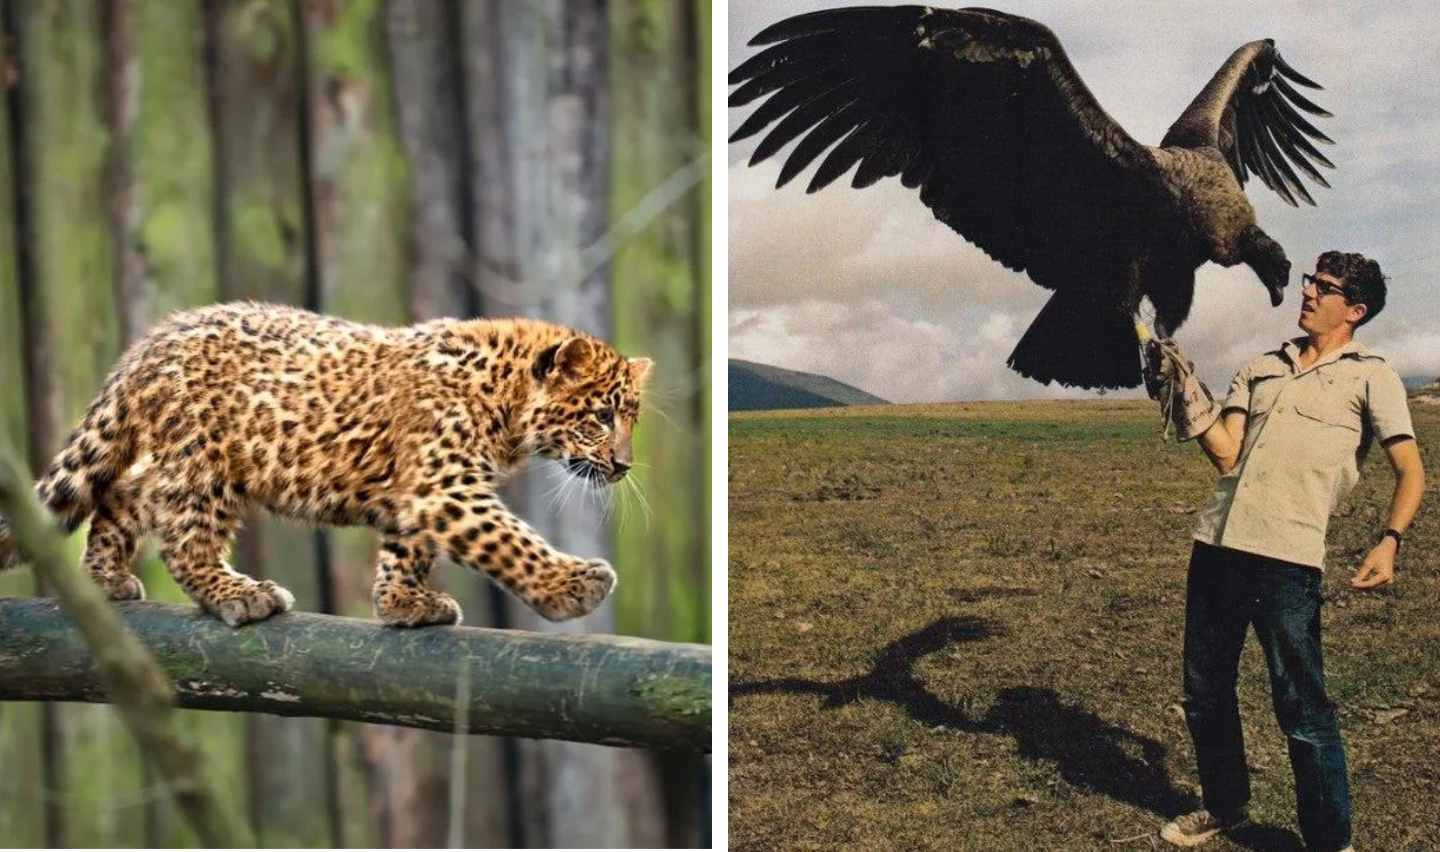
[730,401,1440,852]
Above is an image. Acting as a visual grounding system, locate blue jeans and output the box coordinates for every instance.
[1182,541,1351,852]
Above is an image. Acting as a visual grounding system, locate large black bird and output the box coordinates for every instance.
[730,6,1335,389]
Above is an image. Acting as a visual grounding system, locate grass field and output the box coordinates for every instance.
[729,400,1440,852]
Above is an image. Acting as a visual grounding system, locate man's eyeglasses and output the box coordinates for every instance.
[1301,273,1349,300]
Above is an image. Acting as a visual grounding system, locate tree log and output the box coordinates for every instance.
[0,598,711,752]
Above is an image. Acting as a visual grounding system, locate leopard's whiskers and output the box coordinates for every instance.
[645,402,680,433]
[621,473,653,531]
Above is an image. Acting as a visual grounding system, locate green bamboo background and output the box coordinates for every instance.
[0,0,710,846]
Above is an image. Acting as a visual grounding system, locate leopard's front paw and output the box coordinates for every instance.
[212,579,295,628]
[374,585,463,628]
[91,570,146,602]
[534,558,616,622]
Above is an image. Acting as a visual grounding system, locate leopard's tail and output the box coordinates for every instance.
[1,382,137,570]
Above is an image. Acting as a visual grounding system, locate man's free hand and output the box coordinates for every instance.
[1351,539,1397,589]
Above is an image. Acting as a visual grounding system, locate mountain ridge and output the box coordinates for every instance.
[730,359,888,411]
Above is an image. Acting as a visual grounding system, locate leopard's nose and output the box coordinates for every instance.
[613,437,633,475]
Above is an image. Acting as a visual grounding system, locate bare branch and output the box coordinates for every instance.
[0,597,712,752]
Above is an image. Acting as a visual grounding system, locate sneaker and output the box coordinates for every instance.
[1159,809,1249,847]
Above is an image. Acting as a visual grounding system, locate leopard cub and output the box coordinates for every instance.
[0,302,651,628]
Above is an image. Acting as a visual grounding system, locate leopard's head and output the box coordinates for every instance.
[526,336,652,486]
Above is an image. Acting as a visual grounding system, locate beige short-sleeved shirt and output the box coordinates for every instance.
[1193,338,1415,568]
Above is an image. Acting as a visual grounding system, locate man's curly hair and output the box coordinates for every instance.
[1316,250,1386,327]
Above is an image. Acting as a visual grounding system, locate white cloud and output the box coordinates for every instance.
[730,299,1112,403]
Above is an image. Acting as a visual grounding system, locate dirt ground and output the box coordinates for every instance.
[729,400,1440,852]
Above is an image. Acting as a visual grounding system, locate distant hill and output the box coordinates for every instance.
[730,359,889,411]
[1408,376,1440,404]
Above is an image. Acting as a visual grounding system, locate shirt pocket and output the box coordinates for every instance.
[1294,376,1362,433]
[1293,375,1365,472]
[1246,368,1290,416]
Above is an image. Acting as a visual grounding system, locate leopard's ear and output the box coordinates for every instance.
[535,337,595,384]
[627,357,653,385]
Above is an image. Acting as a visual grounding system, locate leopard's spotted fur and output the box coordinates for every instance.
[0,302,651,628]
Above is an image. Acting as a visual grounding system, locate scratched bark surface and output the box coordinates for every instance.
[0,599,712,752]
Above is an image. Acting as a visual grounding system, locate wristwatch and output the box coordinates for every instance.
[1381,528,1404,552]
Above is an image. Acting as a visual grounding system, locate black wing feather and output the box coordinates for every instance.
[749,85,859,165]
[1237,98,1295,205]
[1266,89,1335,145]
[1261,123,1314,205]
[1260,98,1331,185]
[732,74,849,142]
[851,117,914,188]
[747,6,914,46]
[729,5,1156,290]
[1165,41,1334,205]
[777,101,867,188]
[1272,75,1331,117]
[1273,52,1322,89]
[812,114,896,191]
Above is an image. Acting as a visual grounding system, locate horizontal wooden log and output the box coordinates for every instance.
[0,598,711,752]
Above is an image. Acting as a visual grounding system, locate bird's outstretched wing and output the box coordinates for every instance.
[730,6,1159,292]
[1161,40,1333,206]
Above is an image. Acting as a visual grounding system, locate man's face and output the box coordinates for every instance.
[1298,270,1365,335]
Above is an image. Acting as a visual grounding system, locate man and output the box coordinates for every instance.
[1147,251,1425,852]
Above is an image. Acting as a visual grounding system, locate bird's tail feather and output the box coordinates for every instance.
[1007,292,1142,390]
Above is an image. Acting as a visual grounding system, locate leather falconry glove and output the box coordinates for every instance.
[1143,337,1219,442]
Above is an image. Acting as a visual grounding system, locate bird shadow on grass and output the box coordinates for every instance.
[734,612,1311,850]
[732,614,1197,820]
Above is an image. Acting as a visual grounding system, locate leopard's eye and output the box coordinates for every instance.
[596,408,615,427]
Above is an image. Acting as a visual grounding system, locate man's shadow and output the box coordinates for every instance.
[733,614,1191,816]
[734,608,1306,850]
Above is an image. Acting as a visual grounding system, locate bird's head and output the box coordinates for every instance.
[1243,227,1291,307]
[1260,250,1290,307]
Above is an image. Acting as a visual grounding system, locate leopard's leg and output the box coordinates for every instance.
[154,479,294,627]
[371,534,462,627]
[415,484,615,622]
[82,475,147,601]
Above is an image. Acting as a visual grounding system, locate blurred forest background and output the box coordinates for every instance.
[0,0,710,847]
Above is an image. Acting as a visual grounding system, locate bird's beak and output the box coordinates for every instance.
[1266,278,1286,307]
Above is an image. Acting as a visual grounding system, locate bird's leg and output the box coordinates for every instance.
[1125,258,1162,343]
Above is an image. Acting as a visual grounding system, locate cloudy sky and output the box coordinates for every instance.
[728,1,1440,402]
